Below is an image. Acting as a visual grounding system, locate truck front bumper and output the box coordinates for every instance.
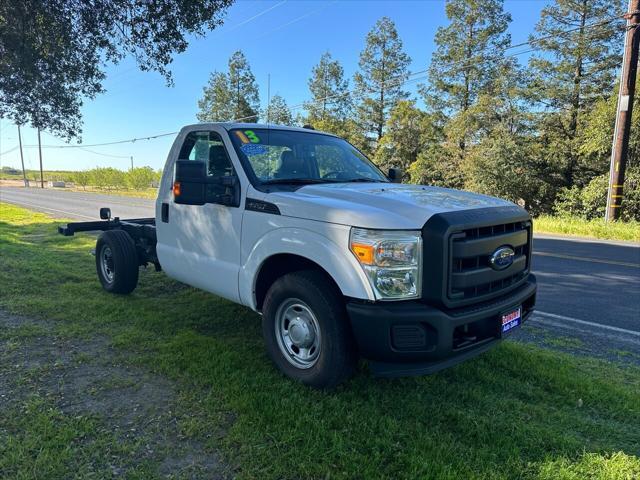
[346,275,536,377]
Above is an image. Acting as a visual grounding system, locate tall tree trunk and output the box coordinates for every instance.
[566,0,587,185]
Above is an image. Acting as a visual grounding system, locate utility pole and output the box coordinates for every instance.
[130,156,134,170]
[17,126,27,187]
[37,127,44,188]
[606,0,640,221]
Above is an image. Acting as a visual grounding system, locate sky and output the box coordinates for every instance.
[0,0,552,172]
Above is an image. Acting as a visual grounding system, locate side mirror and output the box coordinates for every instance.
[99,207,112,220]
[174,160,240,207]
[174,160,206,205]
[388,167,403,183]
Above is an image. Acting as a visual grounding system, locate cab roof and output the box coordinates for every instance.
[180,122,338,137]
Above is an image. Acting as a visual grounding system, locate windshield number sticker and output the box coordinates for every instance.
[244,130,260,143]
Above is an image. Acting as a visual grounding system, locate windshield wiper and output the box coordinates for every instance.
[261,178,332,185]
[342,177,386,183]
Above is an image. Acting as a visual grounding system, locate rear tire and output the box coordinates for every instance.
[262,270,356,388]
[95,230,139,294]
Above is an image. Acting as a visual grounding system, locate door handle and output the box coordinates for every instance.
[161,203,169,223]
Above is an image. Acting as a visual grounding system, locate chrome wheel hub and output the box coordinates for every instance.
[100,245,115,283]
[275,299,321,369]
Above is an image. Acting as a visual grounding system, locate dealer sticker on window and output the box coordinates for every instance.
[501,306,522,335]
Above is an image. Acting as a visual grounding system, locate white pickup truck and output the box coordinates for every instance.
[59,123,537,388]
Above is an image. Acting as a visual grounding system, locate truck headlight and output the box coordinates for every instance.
[350,228,422,300]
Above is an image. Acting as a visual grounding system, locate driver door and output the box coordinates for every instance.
[156,128,243,302]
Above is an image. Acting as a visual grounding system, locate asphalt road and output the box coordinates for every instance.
[2,186,639,360]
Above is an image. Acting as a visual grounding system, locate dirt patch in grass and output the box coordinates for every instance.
[0,310,233,479]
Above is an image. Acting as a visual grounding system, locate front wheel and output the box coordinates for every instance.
[262,270,356,388]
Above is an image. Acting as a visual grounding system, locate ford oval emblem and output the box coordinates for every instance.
[489,246,515,270]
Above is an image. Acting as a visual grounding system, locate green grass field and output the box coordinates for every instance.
[534,215,640,242]
[0,202,639,479]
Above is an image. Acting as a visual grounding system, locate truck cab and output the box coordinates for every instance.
[60,123,536,388]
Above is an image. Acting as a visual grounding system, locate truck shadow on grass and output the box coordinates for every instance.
[1,211,639,479]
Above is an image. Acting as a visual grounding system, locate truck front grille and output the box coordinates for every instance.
[421,206,533,309]
[449,221,531,302]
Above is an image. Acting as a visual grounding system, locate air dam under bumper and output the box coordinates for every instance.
[346,275,536,377]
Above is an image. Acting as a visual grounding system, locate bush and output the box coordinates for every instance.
[553,167,640,221]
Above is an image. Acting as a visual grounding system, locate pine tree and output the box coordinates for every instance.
[415,0,514,189]
[305,52,350,122]
[228,51,260,122]
[197,50,260,123]
[354,17,411,143]
[197,71,233,122]
[422,0,512,115]
[527,0,624,185]
[266,94,293,125]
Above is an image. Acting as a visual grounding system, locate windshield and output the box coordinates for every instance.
[228,128,388,185]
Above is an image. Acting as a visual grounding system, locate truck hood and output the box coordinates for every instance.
[267,183,514,229]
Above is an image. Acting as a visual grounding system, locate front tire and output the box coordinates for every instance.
[262,270,356,388]
[95,230,139,294]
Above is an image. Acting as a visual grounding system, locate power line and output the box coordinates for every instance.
[251,0,337,41]
[24,131,177,149]
[77,147,131,158]
[0,145,19,157]
[221,0,287,35]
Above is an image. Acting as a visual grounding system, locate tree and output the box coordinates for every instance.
[73,170,90,190]
[526,0,625,185]
[305,52,350,123]
[0,0,233,139]
[413,0,515,190]
[197,72,233,122]
[422,0,512,116]
[197,50,260,123]
[227,51,260,122]
[265,94,293,125]
[354,17,411,143]
[374,100,436,172]
[126,166,156,190]
[579,77,640,175]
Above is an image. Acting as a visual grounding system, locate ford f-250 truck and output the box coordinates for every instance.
[59,123,537,388]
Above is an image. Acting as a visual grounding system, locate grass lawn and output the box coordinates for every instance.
[534,215,640,242]
[0,202,639,479]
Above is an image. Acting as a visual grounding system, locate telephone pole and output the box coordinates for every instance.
[606,0,640,221]
[37,127,44,188]
[17,126,27,187]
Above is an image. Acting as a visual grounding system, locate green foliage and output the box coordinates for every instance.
[197,50,260,123]
[0,0,233,139]
[423,0,512,115]
[125,166,157,190]
[305,52,351,123]
[526,0,624,186]
[554,168,640,221]
[374,100,436,172]
[354,17,411,142]
[73,170,90,190]
[265,94,293,126]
